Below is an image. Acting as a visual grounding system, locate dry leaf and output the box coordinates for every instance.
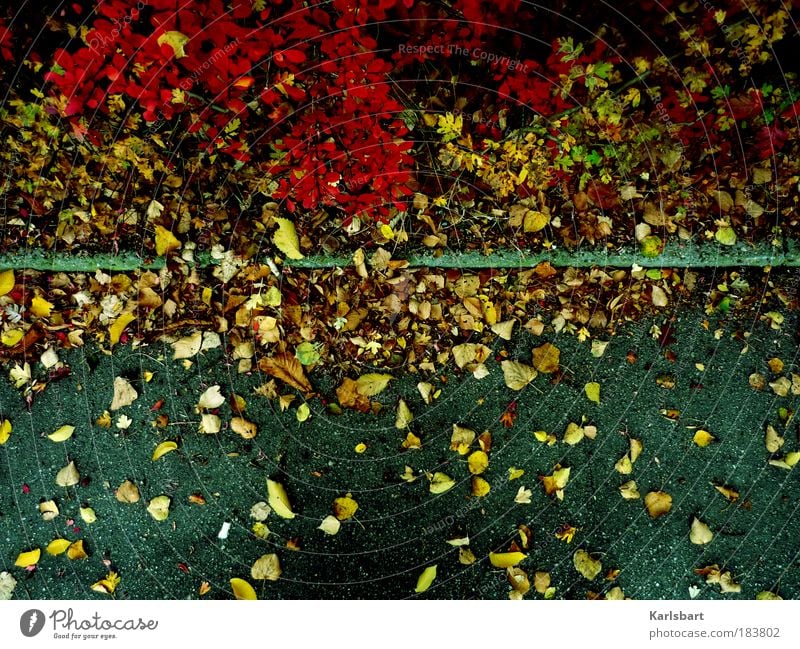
[154,225,181,255]
[401,431,422,450]
[318,515,341,535]
[273,217,304,260]
[110,377,138,410]
[689,517,713,545]
[644,491,672,518]
[414,565,437,594]
[90,571,121,595]
[0,419,11,445]
[172,332,202,359]
[147,495,171,521]
[80,507,97,523]
[152,441,178,461]
[251,554,282,581]
[259,353,313,394]
[230,577,258,600]
[541,466,570,497]
[48,425,75,442]
[39,500,59,521]
[56,461,80,487]
[450,424,476,454]
[395,399,413,428]
[491,320,515,340]
[573,550,602,580]
[267,479,295,519]
[115,480,140,503]
[198,413,221,434]
[197,385,225,409]
[619,480,640,499]
[693,429,715,447]
[563,422,585,446]
[332,494,359,521]
[501,360,537,390]
[0,269,14,297]
[109,312,135,345]
[231,417,258,439]
[534,571,551,594]
[515,486,532,504]
[429,472,455,494]
[531,343,560,373]
[67,539,88,560]
[355,373,393,397]
[765,424,784,453]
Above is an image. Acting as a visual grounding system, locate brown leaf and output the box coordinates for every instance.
[531,343,560,373]
[336,378,371,413]
[258,353,312,395]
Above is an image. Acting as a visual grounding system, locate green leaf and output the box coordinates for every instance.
[295,342,320,366]
[715,226,737,246]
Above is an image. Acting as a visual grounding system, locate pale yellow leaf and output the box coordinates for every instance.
[251,554,281,581]
[395,398,413,428]
[318,515,341,535]
[267,479,295,519]
[429,472,455,494]
[157,30,190,58]
[573,549,602,580]
[48,425,75,443]
[273,218,304,260]
[147,495,171,521]
[584,382,600,404]
[414,565,437,593]
[501,360,537,390]
[355,373,393,397]
[689,517,713,545]
[55,461,80,487]
[197,385,225,409]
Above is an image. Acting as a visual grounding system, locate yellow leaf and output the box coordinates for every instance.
[230,577,257,600]
[401,431,421,450]
[154,225,181,255]
[429,472,455,494]
[251,554,282,581]
[563,422,585,446]
[0,269,14,296]
[231,417,257,439]
[354,442,367,454]
[157,30,190,58]
[197,384,226,409]
[55,461,80,487]
[414,565,437,593]
[67,539,88,560]
[267,479,295,519]
[450,424,476,454]
[109,312,136,346]
[765,424,784,453]
[273,217,304,260]
[395,399,413,428]
[332,494,359,521]
[0,419,11,445]
[91,571,121,595]
[713,484,739,503]
[541,466,570,496]
[573,549,602,580]
[39,500,59,521]
[468,450,489,475]
[508,467,525,480]
[534,571,551,594]
[31,295,54,318]
[147,495,171,521]
[46,539,72,556]
[318,515,341,535]
[584,382,601,404]
[531,343,560,373]
[689,517,714,545]
[501,360,537,390]
[1,329,24,347]
[630,438,643,463]
[115,480,140,503]
[644,491,672,518]
[152,441,178,461]
[110,377,138,410]
[80,507,97,524]
[48,425,75,442]
[296,403,311,422]
[355,373,393,397]
[472,476,491,497]
[693,429,715,447]
[198,581,211,596]
[15,548,41,568]
[619,480,640,500]
[614,453,633,475]
[489,552,526,568]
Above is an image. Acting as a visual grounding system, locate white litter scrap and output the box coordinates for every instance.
[217,521,231,540]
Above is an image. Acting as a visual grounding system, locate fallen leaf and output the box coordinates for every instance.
[332,494,359,520]
[615,454,633,474]
[584,382,601,404]
[563,422,585,446]
[450,424,476,454]
[80,507,97,523]
[395,399,413,428]
[152,441,178,461]
[90,571,121,595]
[109,312,136,345]
[157,30,190,58]
[318,515,341,535]
[489,552,526,568]
[619,480,640,500]
[110,377,138,411]
[198,581,211,596]
[67,539,88,560]
[31,295,54,318]
[251,554,281,581]
[198,413,221,434]
[267,479,295,519]
[508,467,525,480]
[296,403,311,422]
[197,385,225,409]
[491,320,515,340]
[46,539,71,555]
[154,225,181,255]
[515,486,533,504]
[429,472,455,494]
[573,550,602,580]
[273,217,304,260]
[401,431,422,450]
[259,353,313,394]
[115,480,140,503]
[531,343,560,373]
[472,476,491,497]
[452,343,491,368]
[467,450,489,475]
[414,565,437,594]
[501,360,537,390]
[644,491,672,518]
[295,342,320,366]
[693,429,715,447]
[56,461,80,487]
[231,417,257,439]
[0,419,11,445]
[459,548,477,565]
[355,373,393,397]
[630,438,643,463]
[147,495,171,521]
[534,571,551,594]
[765,424,784,453]
[715,225,737,246]
[15,548,41,568]
[172,332,202,359]
[48,425,75,443]
[689,517,714,545]
[755,591,782,600]
[541,466,570,498]
[770,376,790,397]
[0,269,14,296]
[230,577,257,600]
[39,500,59,521]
